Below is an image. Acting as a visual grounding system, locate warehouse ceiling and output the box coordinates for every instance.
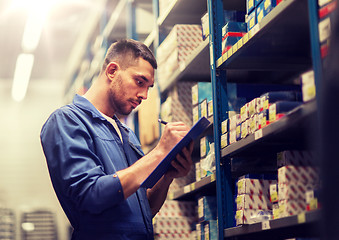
[0,0,152,83]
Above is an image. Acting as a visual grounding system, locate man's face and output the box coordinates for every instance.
[108,57,155,115]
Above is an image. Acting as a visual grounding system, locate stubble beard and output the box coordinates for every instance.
[109,75,133,116]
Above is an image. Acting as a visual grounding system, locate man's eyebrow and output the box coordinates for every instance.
[137,74,154,88]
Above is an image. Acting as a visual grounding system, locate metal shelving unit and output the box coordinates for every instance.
[64,0,331,238]
[222,100,317,159]
[169,174,216,201]
[208,0,325,239]
[225,210,320,239]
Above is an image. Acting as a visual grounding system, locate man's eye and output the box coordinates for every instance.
[136,80,144,86]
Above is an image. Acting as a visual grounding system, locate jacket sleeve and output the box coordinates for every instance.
[40,109,125,214]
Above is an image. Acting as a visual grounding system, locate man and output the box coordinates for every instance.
[40,39,193,240]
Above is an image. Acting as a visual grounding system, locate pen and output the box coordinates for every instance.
[158,119,168,125]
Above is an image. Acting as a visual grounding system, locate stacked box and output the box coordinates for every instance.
[155,232,191,240]
[318,0,337,58]
[247,9,257,31]
[154,200,197,240]
[256,1,265,23]
[226,84,300,144]
[157,200,196,218]
[273,151,321,219]
[196,223,203,240]
[247,0,255,14]
[247,0,281,31]
[161,81,195,128]
[236,194,272,210]
[157,25,202,88]
[236,209,272,225]
[153,217,195,234]
[264,0,277,16]
[235,175,276,225]
[237,178,276,196]
[278,166,320,184]
[278,199,307,218]
[301,70,316,102]
[278,182,317,201]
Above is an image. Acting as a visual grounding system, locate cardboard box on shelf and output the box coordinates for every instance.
[237,178,276,196]
[263,0,277,16]
[278,199,307,218]
[278,166,320,184]
[236,194,272,210]
[156,200,196,218]
[153,216,195,234]
[301,70,316,102]
[157,25,202,88]
[235,209,271,225]
[161,82,195,127]
[278,182,317,201]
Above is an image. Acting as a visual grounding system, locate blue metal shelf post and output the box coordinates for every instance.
[308,0,323,99]
[127,0,138,40]
[208,0,235,238]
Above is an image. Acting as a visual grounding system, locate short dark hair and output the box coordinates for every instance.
[101,39,157,73]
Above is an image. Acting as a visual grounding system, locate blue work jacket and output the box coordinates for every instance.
[40,94,154,240]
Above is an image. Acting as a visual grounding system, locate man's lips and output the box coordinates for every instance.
[130,100,141,108]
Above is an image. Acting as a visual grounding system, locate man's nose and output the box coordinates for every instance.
[137,87,148,100]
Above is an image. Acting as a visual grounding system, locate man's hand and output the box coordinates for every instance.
[156,122,190,156]
[165,141,194,179]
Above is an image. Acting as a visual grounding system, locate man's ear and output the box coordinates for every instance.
[106,62,119,80]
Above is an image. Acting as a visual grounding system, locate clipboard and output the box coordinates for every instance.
[141,117,211,188]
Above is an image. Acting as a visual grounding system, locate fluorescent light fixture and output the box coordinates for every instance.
[12,54,35,102]
[21,13,46,52]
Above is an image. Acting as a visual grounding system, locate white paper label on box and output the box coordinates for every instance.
[269,104,276,122]
[298,212,306,224]
[254,129,263,140]
[184,185,191,193]
[221,133,228,149]
[262,220,270,230]
[201,100,208,118]
[237,38,243,49]
[301,70,315,85]
[319,17,331,43]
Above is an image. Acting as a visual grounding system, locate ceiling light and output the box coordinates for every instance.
[12,53,35,102]
[21,13,46,52]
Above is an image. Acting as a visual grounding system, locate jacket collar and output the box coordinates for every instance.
[73,94,129,132]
